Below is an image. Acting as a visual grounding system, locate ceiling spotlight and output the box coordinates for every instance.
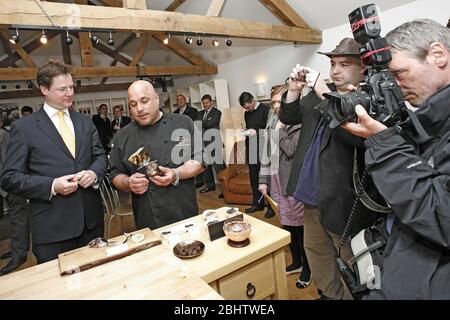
[185,36,193,44]
[65,30,73,45]
[89,31,99,45]
[212,39,219,47]
[15,84,21,89]
[40,30,48,45]
[196,35,203,46]
[27,81,33,89]
[9,28,19,44]
[1,84,6,90]
[107,31,114,46]
[226,39,232,47]
[163,33,170,45]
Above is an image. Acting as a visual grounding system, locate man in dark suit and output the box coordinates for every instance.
[173,95,198,121]
[92,103,113,153]
[196,95,226,193]
[239,92,270,213]
[0,60,107,264]
[111,105,131,135]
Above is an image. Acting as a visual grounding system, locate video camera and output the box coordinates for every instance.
[321,4,408,129]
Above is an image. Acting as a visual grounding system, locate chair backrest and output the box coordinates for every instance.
[99,176,120,216]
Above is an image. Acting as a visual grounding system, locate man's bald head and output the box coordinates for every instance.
[127,80,161,126]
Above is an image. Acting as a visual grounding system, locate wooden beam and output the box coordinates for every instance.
[129,33,149,66]
[0,29,36,67]
[0,1,322,43]
[0,30,59,68]
[259,0,311,28]
[60,32,72,65]
[123,0,146,9]
[78,32,94,66]
[165,0,186,12]
[97,0,123,7]
[0,65,218,80]
[0,82,134,99]
[100,33,136,84]
[206,0,225,17]
[151,33,209,66]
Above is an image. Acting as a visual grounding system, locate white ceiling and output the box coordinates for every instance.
[0,0,418,69]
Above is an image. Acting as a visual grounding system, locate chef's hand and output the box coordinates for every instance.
[73,170,97,188]
[54,174,78,196]
[258,184,268,195]
[128,172,149,194]
[341,105,387,139]
[149,166,175,187]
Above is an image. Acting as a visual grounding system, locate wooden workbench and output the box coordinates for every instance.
[156,213,291,300]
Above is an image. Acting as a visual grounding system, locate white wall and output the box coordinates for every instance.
[200,0,450,105]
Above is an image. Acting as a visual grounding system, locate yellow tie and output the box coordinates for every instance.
[57,111,76,157]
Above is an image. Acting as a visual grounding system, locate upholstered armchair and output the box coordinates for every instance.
[218,164,253,205]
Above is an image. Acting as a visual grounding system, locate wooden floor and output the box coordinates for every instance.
[0,185,319,300]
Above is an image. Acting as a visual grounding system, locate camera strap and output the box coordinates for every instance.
[353,149,392,214]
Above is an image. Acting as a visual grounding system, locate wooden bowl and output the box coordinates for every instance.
[223,220,251,242]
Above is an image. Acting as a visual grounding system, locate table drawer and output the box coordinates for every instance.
[218,255,275,300]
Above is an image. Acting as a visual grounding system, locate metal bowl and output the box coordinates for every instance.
[173,240,205,259]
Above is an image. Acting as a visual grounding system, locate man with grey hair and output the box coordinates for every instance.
[342,19,450,299]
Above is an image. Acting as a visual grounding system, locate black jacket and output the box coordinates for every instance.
[111,116,131,134]
[279,90,380,235]
[173,105,198,122]
[365,84,450,299]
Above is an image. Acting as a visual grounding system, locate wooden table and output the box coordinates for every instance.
[156,213,291,300]
[0,240,222,300]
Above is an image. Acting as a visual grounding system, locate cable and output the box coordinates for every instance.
[33,0,58,27]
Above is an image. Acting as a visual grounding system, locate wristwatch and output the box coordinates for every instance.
[171,168,179,186]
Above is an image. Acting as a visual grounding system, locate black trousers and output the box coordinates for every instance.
[32,223,104,264]
[204,163,227,189]
[248,163,262,206]
[6,194,30,259]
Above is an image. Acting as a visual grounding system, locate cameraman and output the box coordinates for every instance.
[280,38,381,299]
[342,19,450,299]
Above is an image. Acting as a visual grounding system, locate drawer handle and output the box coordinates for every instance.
[246,282,256,298]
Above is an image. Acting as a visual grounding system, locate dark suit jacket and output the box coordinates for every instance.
[0,108,107,245]
[92,114,112,151]
[111,116,132,134]
[173,105,198,122]
[196,107,222,146]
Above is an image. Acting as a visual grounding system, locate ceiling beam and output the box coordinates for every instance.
[129,33,149,66]
[97,0,123,7]
[0,65,218,80]
[0,29,36,67]
[123,0,147,9]
[60,32,72,65]
[0,81,134,99]
[259,0,311,28]
[100,33,136,84]
[206,0,225,17]
[0,30,59,68]
[165,0,186,12]
[0,1,322,43]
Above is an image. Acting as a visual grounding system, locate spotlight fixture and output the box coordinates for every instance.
[65,29,73,45]
[1,84,6,90]
[89,31,99,45]
[40,30,48,44]
[226,39,232,47]
[163,33,170,45]
[27,81,33,89]
[9,28,19,44]
[196,35,203,46]
[107,31,114,46]
[16,84,21,89]
[185,36,193,44]
[212,39,219,47]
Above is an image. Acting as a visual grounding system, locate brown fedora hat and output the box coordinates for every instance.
[317,38,360,57]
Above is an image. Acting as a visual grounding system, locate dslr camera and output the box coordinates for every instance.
[321,4,408,129]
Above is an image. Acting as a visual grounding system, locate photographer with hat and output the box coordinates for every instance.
[341,19,450,299]
[279,38,381,299]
